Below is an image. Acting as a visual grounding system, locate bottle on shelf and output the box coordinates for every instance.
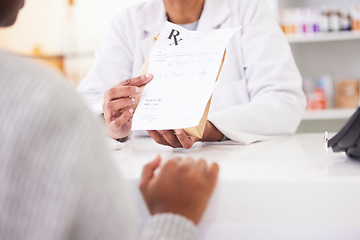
[311,8,321,33]
[329,6,340,32]
[305,75,335,110]
[320,75,334,109]
[340,9,352,31]
[280,5,360,35]
[335,77,360,109]
[351,6,360,31]
[306,78,327,110]
[320,7,330,32]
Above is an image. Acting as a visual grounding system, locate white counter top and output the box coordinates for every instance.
[112,134,360,240]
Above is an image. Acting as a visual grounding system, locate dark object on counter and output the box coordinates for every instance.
[328,107,360,159]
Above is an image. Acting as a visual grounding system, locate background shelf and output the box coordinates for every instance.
[302,109,355,120]
[287,31,360,43]
[297,109,355,133]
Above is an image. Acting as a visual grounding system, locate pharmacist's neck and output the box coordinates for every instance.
[163,0,205,24]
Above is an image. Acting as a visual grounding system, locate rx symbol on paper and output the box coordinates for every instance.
[168,29,183,46]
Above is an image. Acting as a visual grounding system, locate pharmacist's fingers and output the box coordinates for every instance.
[175,129,197,149]
[104,86,141,101]
[147,130,169,146]
[103,98,137,122]
[159,130,182,148]
[109,108,134,130]
[105,97,137,111]
[119,74,153,87]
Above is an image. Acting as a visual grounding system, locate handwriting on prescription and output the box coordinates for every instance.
[158,57,218,66]
[144,98,163,107]
[154,54,218,82]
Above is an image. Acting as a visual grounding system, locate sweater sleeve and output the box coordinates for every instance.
[141,214,199,240]
[0,51,199,240]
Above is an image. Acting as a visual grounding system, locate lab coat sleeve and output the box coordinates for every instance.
[77,12,134,115]
[209,0,306,144]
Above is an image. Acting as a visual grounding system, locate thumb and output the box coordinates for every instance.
[140,155,161,188]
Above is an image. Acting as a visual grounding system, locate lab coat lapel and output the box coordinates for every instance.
[197,0,231,31]
[137,0,167,61]
[137,0,167,35]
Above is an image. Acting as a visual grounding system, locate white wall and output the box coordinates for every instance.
[0,0,150,82]
[70,0,151,54]
[0,0,150,55]
[0,0,67,54]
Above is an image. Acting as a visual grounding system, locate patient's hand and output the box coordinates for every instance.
[147,121,224,149]
[140,156,219,224]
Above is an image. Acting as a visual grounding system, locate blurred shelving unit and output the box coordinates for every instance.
[267,0,360,133]
[302,109,354,120]
[286,31,360,43]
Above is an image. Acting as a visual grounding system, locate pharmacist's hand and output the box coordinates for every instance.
[103,74,153,139]
[140,156,219,225]
[147,121,224,149]
[147,129,199,149]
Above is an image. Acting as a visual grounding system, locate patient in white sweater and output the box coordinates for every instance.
[0,0,219,239]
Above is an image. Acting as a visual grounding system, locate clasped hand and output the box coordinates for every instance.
[140,156,219,224]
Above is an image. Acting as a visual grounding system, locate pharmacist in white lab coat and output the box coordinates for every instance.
[78,0,306,149]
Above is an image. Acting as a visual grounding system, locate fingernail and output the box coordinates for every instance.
[146,73,153,79]
[131,97,136,102]
[129,108,134,113]
[135,87,141,93]
[175,129,182,135]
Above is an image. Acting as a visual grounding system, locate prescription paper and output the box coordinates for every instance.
[132,22,239,131]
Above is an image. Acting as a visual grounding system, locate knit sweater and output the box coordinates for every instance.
[0,50,199,240]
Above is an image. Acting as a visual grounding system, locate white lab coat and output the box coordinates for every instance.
[78,0,306,144]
